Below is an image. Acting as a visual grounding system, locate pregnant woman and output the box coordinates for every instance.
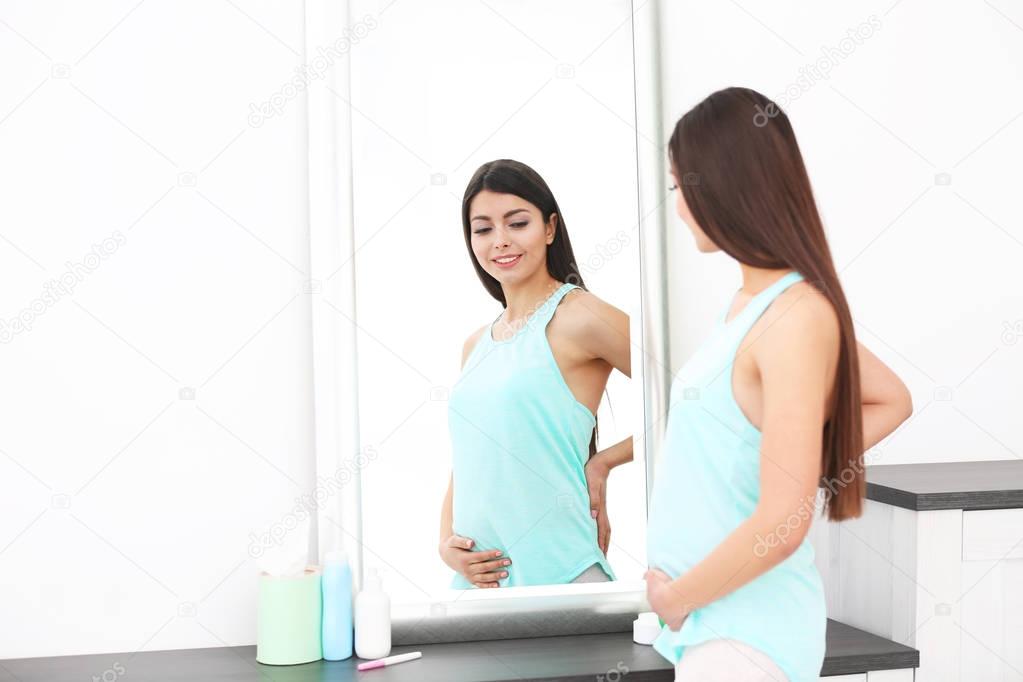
[644,88,913,681]
[438,159,632,588]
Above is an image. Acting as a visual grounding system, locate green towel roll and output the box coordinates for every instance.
[256,567,322,665]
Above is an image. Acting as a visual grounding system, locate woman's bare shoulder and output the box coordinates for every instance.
[778,280,839,328]
[556,286,630,367]
[558,286,627,333]
[758,280,841,356]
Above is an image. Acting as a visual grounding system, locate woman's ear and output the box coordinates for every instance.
[547,212,558,244]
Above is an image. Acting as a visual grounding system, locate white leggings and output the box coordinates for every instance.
[674,639,788,682]
[569,563,611,583]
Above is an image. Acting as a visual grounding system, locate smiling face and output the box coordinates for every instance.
[670,168,720,253]
[468,190,555,283]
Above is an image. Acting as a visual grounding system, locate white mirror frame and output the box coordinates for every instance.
[305,0,672,644]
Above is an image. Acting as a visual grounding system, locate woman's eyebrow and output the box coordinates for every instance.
[471,208,529,221]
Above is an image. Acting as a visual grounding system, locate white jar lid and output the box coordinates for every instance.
[633,611,662,645]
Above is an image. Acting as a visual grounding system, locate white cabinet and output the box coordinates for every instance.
[812,499,1023,681]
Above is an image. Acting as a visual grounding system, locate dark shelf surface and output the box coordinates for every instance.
[1,619,917,681]
[866,460,1023,511]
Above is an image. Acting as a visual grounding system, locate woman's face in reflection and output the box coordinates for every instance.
[670,168,719,253]
[468,190,555,283]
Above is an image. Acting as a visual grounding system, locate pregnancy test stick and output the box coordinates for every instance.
[356,651,422,671]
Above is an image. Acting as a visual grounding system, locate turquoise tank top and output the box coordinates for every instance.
[646,270,826,682]
[447,281,616,588]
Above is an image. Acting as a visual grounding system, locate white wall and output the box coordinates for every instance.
[658,0,1023,465]
[0,1,315,659]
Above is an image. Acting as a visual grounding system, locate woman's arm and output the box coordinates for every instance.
[570,292,634,553]
[591,436,633,470]
[575,292,634,472]
[585,435,632,554]
[857,341,913,451]
[440,326,486,546]
[440,472,454,545]
[646,289,840,626]
[574,292,632,379]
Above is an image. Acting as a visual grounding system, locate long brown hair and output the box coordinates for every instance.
[461,159,600,459]
[669,87,864,520]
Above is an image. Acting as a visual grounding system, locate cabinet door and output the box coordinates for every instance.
[962,509,1023,561]
[959,554,1023,680]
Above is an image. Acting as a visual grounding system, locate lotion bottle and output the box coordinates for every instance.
[321,549,353,660]
[354,568,391,659]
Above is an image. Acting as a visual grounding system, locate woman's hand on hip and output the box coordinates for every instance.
[644,568,688,631]
[585,456,611,555]
[439,534,511,588]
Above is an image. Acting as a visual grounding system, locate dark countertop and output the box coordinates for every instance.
[0,619,917,681]
[866,460,1023,511]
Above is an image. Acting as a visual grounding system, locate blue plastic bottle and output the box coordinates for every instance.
[321,548,354,660]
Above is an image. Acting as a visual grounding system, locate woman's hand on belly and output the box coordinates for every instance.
[644,568,690,631]
[439,534,513,588]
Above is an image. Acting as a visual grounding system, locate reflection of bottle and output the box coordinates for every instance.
[355,568,391,659]
[322,549,353,660]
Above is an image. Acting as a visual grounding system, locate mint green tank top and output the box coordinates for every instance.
[646,270,826,682]
[447,281,616,588]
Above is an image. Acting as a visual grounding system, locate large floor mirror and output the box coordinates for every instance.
[341,0,656,638]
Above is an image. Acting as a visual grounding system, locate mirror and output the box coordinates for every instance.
[346,0,647,602]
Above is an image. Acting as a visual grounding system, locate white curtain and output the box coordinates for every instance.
[303,0,364,587]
